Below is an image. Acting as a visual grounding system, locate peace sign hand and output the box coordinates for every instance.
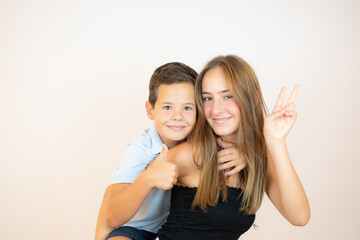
[264,85,299,143]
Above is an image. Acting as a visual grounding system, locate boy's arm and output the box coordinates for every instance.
[106,181,150,228]
[106,145,177,228]
[95,184,126,240]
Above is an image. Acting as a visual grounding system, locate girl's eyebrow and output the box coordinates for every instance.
[202,90,230,94]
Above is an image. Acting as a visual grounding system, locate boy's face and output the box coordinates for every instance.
[146,83,196,149]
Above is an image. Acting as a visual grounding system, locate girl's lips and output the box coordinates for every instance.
[213,117,232,125]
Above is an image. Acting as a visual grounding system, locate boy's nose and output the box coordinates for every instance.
[172,110,183,121]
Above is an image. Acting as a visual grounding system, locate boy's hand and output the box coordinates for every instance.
[145,144,178,190]
[217,138,246,177]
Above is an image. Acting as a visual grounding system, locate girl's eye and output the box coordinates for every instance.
[163,106,172,110]
[224,95,233,100]
[202,96,212,102]
[184,106,192,111]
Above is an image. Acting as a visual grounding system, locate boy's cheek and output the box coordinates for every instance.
[156,112,171,120]
[185,112,196,122]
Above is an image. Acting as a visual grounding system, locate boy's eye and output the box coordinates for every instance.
[202,96,212,102]
[163,106,172,110]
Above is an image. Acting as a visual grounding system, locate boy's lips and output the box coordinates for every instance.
[212,117,232,125]
[167,125,186,131]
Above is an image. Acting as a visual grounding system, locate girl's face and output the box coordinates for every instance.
[201,67,241,140]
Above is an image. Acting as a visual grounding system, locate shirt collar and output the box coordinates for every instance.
[149,123,163,155]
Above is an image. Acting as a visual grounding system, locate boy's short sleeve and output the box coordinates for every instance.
[111,138,156,184]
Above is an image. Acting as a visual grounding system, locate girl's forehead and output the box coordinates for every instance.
[202,67,230,92]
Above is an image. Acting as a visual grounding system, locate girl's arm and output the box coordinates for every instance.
[266,141,310,225]
[264,85,310,226]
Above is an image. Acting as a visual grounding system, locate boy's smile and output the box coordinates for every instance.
[167,125,186,131]
[146,83,196,149]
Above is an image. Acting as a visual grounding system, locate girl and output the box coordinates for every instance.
[157,55,310,239]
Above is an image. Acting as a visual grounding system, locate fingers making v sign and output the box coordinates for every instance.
[264,85,299,143]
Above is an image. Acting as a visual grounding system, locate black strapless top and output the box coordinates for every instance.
[157,185,255,240]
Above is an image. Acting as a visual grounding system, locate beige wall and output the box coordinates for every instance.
[1,0,359,239]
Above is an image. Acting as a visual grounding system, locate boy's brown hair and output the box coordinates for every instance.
[148,62,198,107]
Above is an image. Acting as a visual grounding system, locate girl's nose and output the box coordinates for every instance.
[212,99,224,115]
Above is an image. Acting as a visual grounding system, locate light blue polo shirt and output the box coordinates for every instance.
[111,125,170,233]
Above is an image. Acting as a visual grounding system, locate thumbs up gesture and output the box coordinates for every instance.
[145,144,178,190]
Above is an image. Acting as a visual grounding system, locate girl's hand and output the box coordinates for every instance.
[216,138,246,177]
[264,85,299,143]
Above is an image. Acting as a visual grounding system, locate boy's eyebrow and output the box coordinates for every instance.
[161,102,195,105]
[202,90,230,94]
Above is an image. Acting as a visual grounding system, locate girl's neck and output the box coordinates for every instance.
[220,134,237,144]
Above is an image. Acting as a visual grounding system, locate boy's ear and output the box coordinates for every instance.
[145,101,155,120]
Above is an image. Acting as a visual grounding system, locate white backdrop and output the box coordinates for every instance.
[1,0,359,239]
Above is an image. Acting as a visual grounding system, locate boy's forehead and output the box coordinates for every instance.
[156,83,195,103]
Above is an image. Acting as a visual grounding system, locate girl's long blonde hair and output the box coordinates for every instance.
[192,55,268,215]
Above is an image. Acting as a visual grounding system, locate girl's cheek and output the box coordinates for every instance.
[202,102,211,115]
[227,101,240,112]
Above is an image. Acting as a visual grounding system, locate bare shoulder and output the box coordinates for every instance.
[167,141,196,178]
[167,141,193,162]
[170,141,192,154]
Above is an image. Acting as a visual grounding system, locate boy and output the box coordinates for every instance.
[95,62,198,240]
